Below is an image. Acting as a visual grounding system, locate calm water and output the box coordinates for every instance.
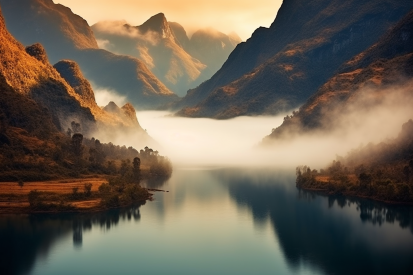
[1,168,413,275]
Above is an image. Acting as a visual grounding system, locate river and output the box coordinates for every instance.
[1,112,413,275]
[1,168,413,275]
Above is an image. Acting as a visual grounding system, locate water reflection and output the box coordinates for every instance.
[298,190,413,233]
[1,169,413,275]
[0,205,143,275]
[215,169,413,275]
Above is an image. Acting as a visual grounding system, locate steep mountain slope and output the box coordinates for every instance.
[92,14,240,96]
[0,10,96,134]
[176,0,413,118]
[265,9,413,142]
[93,13,206,96]
[0,0,177,109]
[0,5,154,149]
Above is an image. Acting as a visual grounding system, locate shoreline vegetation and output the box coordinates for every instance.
[0,123,173,214]
[296,167,413,206]
[296,120,413,205]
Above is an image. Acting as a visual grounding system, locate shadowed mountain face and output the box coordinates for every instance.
[266,9,413,141]
[0,0,178,109]
[175,0,413,118]
[92,14,240,96]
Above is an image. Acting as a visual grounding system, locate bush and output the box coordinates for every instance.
[84,183,92,197]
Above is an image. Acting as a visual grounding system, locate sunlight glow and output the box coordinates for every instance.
[55,0,283,40]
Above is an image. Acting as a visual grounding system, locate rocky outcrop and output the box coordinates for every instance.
[103,101,140,125]
[25,43,49,64]
[53,60,96,108]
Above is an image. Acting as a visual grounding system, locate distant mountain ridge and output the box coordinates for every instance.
[175,0,413,118]
[92,13,241,96]
[0,0,178,109]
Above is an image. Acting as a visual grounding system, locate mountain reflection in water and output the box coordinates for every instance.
[217,169,413,275]
[0,206,143,275]
[1,169,413,275]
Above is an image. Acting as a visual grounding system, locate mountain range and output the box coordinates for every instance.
[92,13,241,96]
[265,8,413,142]
[0,0,177,109]
[175,0,413,119]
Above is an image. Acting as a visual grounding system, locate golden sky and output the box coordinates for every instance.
[55,0,283,40]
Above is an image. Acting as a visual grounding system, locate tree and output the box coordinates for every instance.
[133,157,141,183]
[89,139,106,168]
[18,180,24,188]
[359,173,372,191]
[84,183,92,197]
[71,133,84,161]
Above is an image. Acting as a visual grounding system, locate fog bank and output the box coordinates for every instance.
[136,88,413,169]
[137,112,285,168]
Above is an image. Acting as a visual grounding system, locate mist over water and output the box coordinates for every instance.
[137,111,286,168]
[136,90,413,169]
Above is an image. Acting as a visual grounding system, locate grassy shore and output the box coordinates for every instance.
[0,177,153,214]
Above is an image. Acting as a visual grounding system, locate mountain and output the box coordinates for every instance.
[175,0,413,118]
[265,8,413,142]
[0,4,155,149]
[0,0,178,109]
[92,14,240,96]
[92,13,206,96]
[0,11,95,136]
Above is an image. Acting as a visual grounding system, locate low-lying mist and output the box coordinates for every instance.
[137,111,286,168]
[92,86,127,107]
[87,81,413,170]
[134,85,412,169]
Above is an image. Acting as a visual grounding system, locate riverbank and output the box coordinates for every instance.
[296,174,413,206]
[0,177,154,214]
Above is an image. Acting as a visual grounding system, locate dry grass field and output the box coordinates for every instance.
[0,177,108,213]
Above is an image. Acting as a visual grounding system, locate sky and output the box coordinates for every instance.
[55,0,283,40]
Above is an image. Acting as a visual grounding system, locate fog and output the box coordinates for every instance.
[93,21,161,46]
[93,85,126,107]
[133,84,413,170]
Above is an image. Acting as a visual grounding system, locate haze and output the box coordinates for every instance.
[55,0,283,40]
[125,83,413,169]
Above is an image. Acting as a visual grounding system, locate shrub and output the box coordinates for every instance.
[84,183,92,197]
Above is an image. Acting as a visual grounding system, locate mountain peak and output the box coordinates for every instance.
[138,12,173,39]
[121,103,139,123]
[103,101,120,113]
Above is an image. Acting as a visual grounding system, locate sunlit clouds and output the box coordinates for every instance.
[55,0,283,40]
